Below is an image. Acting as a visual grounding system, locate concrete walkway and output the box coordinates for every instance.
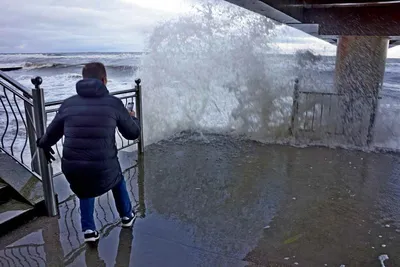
[0,133,400,266]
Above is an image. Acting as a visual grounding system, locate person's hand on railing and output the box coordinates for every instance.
[126,102,135,117]
[36,138,56,164]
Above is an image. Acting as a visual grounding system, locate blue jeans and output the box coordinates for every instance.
[80,177,132,232]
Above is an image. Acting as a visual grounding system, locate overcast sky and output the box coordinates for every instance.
[1,0,399,57]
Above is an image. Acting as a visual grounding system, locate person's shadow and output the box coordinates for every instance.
[114,229,134,267]
[85,243,106,267]
[85,228,134,267]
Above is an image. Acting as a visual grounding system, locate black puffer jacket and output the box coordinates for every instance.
[38,78,140,198]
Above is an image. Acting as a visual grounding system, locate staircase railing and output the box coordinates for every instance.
[0,70,144,217]
[0,164,144,266]
[0,71,37,170]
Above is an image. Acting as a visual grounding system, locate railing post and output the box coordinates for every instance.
[135,79,144,154]
[31,77,58,217]
[289,78,300,136]
[137,154,146,218]
[24,96,40,174]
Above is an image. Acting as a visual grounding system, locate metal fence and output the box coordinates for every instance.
[0,71,144,217]
[0,71,38,174]
[289,78,379,146]
[44,81,144,176]
[0,161,145,267]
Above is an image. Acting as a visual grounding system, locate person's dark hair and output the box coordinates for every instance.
[82,62,107,80]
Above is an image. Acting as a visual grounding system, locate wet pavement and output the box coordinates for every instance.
[1,132,400,266]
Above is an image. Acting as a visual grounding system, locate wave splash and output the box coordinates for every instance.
[137,0,400,152]
[139,0,310,145]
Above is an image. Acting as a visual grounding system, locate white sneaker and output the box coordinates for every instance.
[84,230,100,242]
[121,213,137,228]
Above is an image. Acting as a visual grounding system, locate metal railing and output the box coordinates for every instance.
[0,71,144,217]
[289,78,379,146]
[0,161,145,267]
[0,160,145,267]
[289,79,344,137]
[44,79,144,176]
[0,71,38,173]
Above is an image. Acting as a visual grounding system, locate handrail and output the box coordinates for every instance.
[299,91,343,96]
[0,76,38,174]
[299,90,382,99]
[110,88,138,95]
[0,80,33,105]
[44,88,138,107]
[44,99,64,107]
[0,70,32,98]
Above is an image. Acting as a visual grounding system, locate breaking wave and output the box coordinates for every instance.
[23,62,138,72]
[138,0,400,152]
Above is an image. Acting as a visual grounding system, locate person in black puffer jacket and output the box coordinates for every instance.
[37,62,140,242]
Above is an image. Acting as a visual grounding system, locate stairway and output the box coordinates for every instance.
[0,153,46,236]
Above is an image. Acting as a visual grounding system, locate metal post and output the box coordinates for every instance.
[289,78,300,136]
[31,77,58,217]
[135,79,144,154]
[137,154,146,218]
[24,94,40,174]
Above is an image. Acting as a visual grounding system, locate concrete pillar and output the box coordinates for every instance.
[335,36,389,146]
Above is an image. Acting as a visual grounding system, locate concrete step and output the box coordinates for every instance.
[0,181,11,205]
[0,154,48,237]
[0,154,44,205]
[0,182,7,190]
[0,199,35,236]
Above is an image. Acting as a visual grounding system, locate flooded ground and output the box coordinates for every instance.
[0,133,400,266]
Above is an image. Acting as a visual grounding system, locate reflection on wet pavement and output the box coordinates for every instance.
[1,133,400,266]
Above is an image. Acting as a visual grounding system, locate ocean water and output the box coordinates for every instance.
[2,52,399,96]
[1,52,400,151]
[0,53,142,101]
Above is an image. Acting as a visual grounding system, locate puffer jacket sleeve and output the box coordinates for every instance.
[116,100,141,140]
[38,103,65,148]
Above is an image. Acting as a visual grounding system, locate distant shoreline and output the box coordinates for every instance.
[0,52,146,55]
[0,67,22,72]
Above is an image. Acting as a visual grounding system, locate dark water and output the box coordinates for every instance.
[0,133,399,266]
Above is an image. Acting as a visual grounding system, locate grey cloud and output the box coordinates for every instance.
[0,0,370,55]
[0,0,176,53]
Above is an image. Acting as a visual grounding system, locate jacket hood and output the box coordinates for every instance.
[76,78,109,98]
